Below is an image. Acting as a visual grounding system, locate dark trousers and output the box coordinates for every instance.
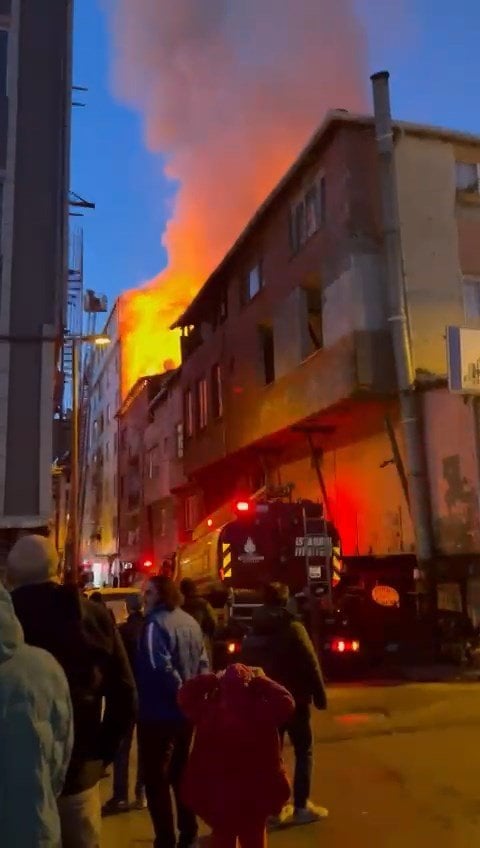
[113,723,144,802]
[280,703,313,810]
[138,719,197,848]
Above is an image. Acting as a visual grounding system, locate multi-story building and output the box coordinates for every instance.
[172,107,480,612]
[0,0,73,557]
[117,373,171,578]
[81,301,121,584]
[144,368,186,565]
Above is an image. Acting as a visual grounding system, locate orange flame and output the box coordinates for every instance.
[108,0,369,396]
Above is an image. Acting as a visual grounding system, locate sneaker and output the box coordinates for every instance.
[292,801,329,824]
[102,798,131,816]
[134,794,147,811]
[267,804,294,830]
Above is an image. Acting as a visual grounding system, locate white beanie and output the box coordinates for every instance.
[6,534,59,589]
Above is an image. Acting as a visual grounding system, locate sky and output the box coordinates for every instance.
[71,0,480,314]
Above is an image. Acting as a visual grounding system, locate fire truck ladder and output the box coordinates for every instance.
[302,505,334,611]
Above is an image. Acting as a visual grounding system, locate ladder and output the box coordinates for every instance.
[302,505,333,611]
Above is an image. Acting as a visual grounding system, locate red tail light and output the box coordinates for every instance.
[331,638,360,654]
[235,501,250,513]
[142,559,153,570]
[227,641,241,655]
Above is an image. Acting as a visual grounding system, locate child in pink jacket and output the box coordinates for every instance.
[178,663,294,848]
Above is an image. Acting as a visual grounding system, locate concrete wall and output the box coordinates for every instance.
[424,388,480,554]
[395,134,464,378]
[0,0,72,527]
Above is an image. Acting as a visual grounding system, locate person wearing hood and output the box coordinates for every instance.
[0,582,73,847]
[240,582,327,828]
[137,575,209,848]
[7,534,137,848]
[178,663,294,848]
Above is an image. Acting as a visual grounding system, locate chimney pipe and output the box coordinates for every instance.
[370,70,433,565]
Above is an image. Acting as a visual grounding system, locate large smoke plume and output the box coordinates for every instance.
[104,0,369,393]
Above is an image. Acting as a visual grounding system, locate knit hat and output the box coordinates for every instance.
[6,534,60,589]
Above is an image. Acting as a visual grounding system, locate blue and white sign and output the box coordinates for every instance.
[446,326,480,395]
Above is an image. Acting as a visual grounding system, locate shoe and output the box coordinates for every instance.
[102,798,131,816]
[267,804,294,830]
[134,794,147,811]
[292,801,329,824]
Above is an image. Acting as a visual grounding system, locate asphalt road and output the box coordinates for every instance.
[102,681,480,847]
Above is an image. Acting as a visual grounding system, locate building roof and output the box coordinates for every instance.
[116,372,171,419]
[172,109,480,329]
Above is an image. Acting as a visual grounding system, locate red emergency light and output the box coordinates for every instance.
[142,559,153,569]
[331,638,360,654]
[235,501,250,513]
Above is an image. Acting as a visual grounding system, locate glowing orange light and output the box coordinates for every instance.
[207,518,213,528]
[352,640,360,653]
[227,642,238,655]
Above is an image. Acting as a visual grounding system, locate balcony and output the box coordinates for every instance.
[231,330,395,451]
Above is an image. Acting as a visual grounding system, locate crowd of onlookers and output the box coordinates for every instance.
[0,535,328,848]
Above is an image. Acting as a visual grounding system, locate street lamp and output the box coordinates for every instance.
[69,333,111,584]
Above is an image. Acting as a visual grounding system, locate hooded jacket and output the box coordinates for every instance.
[0,584,73,847]
[12,582,137,795]
[136,604,209,722]
[240,605,327,709]
[178,664,294,829]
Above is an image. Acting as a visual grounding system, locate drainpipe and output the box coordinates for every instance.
[371,72,434,574]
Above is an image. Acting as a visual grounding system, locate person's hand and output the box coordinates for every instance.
[249,666,266,678]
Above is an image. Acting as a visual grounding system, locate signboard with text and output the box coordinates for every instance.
[447,325,480,395]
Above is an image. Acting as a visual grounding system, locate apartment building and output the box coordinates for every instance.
[0,0,73,554]
[144,368,186,566]
[81,302,121,583]
[172,110,480,576]
[117,373,170,576]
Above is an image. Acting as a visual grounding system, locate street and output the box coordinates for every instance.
[102,681,480,847]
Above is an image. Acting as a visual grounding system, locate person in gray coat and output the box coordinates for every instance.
[0,582,73,847]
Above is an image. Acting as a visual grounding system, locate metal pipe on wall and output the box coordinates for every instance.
[371,71,433,565]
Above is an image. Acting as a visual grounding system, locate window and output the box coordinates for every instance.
[305,287,323,352]
[456,162,480,194]
[211,364,223,419]
[290,175,326,253]
[185,495,198,532]
[463,278,480,326]
[159,507,167,537]
[0,29,7,97]
[241,262,263,305]
[260,326,275,385]
[196,377,208,430]
[184,389,193,438]
[175,422,184,458]
[146,446,160,480]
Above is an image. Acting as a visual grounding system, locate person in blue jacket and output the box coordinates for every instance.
[0,582,73,847]
[136,575,209,848]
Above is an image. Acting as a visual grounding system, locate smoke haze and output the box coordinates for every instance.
[103,0,369,392]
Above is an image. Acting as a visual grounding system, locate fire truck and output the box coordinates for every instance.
[177,487,419,674]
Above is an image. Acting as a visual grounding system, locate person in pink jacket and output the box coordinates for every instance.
[178,663,294,848]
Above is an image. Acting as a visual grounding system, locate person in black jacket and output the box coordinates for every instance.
[180,578,217,663]
[103,593,146,815]
[7,534,137,848]
[241,581,328,828]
